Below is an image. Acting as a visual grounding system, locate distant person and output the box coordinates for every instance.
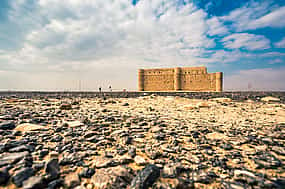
[109,85,112,92]
[99,86,102,92]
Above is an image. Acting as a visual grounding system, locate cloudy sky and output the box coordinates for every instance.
[0,0,285,91]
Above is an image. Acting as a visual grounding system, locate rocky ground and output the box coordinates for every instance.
[0,94,284,189]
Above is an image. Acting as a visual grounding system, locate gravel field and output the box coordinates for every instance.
[0,93,284,189]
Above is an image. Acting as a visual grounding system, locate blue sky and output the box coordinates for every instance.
[0,0,285,91]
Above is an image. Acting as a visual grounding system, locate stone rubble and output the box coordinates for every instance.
[0,94,284,189]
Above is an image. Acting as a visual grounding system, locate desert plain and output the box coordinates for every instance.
[0,92,284,189]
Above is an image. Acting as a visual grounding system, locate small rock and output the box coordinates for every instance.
[15,123,44,132]
[91,166,133,189]
[150,126,162,133]
[134,156,147,166]
[45,159,60,180]
[272,146,285,156]
[220,143,233,150]
[0,151,29,167]
[0,121,15,130]
[39,149,49,158]
[254,153,281,169]
[84,131,97,139]
[50,135,63,142]
[94,157,118,168]
[206,132,228,140]
[47,179,64,189]
[0,168,10,185]
[12,167,34,187]
[23,176,45,189]
[60,104,72,110]
[64,121,83,127]
[210,98,232,103]
[261,96,280,102]
[79,167,95,178]
[233,169,258,185]
[130,164,160,189]
[32,162,45,172]
[162,164,182,178]
[9,145,34,153]
[65,173,80,188]
[128,148,136,158]
[194,171,218,184]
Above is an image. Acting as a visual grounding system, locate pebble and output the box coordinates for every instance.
[22,176,45,189]
[45,159,60,180]
[65,173,80,188]
[0,168,10,185]
[0,151,30,167]
[91,166,133,189]
[134,156,147,166]
[12,167,34,187]
[79,167,95,178]
[0,121,15,130]
[130,164,160,189]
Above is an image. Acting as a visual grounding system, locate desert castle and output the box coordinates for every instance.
[138,67,223,92]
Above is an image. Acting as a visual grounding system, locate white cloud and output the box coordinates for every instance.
[269,59,283,64]
[250,6,285,29]
[260,52,285,57]
[275,37,285,48]
[221,33,270,50]
[206,17,229,36]
[221,1,285,31]
[0,0,219,90]
[225,67,285,91]
[3,0,216,68]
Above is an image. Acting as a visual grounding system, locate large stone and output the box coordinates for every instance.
[15,123,45,132]
[0,168,10,185]
[0,151,29,167]
[9,144,34,153]
[12,167,34,187]
[130,164,160,189]
[45,159,60,179]
[65,173,80,188]
[23,176,45,189]
[94,157,118,168]
[261,96,280,102]
[91,166,133,189]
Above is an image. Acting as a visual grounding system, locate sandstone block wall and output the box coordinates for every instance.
[138,67,223,92]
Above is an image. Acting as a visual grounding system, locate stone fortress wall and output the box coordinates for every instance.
[138,67,223,92]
